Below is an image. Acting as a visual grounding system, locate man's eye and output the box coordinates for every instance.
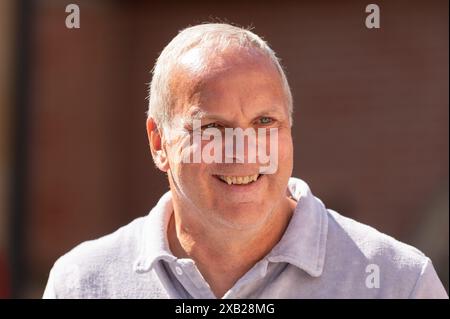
[202,123,220,129]
[259,117,273,125]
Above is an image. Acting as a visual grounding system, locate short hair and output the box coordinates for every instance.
[147,23,293,129]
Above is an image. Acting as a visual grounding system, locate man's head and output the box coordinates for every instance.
[146,23,294,231]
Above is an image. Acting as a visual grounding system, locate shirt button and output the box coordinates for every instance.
[175,266,183,275]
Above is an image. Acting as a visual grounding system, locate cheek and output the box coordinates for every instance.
[165,139,212,183]
[165,134,196,173]
[173,162,211,191]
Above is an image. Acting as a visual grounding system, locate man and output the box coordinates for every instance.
[43,23,448,298]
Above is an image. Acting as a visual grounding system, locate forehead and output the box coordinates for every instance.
[178,45,279,82]
[170,46,287,119]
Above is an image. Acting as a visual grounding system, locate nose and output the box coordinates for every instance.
[223,130,258,164]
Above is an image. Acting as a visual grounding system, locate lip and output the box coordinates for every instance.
[212,173,265,193]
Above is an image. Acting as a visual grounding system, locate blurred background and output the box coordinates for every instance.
[0,0,448,298]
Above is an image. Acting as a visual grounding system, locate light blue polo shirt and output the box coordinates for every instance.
[43,178,448,298]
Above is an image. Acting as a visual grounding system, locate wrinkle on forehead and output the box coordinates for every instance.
[178,45,274,79]
[169,46,283,125]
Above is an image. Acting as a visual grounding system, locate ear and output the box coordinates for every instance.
[146,117,169,172]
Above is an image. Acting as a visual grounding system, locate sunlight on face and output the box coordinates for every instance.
[165,47,293,230]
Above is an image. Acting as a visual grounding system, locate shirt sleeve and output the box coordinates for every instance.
[42,267,57,299]
[409,258,448,299]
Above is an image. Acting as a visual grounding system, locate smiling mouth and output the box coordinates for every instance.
[215,174,262,185]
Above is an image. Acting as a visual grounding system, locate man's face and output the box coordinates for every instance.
[162,48,293,230]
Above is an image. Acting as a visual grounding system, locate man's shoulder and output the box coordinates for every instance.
[327,209,427,268]
[285,202,447,298]
[319,209,442,297]
[324,208,431,296]
[46,215,150,298]
[57,216,146,266]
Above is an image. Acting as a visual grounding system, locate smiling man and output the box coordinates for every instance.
[43,23,448,299]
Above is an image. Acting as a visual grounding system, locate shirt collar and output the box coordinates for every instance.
[266,177,328,277]
[134,177,328,278]
[134,191,176,273]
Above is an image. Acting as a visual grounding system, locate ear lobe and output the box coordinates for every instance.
[146,117,169,172]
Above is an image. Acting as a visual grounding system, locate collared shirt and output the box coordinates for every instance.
[43,178,448,298]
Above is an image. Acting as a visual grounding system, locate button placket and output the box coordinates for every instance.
[175,266,183,276]
[174,260,216,298]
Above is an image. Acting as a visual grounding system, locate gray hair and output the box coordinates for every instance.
[147,23,293,129]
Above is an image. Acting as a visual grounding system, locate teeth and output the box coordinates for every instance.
[219,174,259,185]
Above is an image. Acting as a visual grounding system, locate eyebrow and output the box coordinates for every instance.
[188,106,209,121]
[183,107,231,128]
[252,107,286,119]
[184,105,286,126]
[182,106,284,128]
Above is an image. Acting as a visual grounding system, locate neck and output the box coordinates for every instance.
[167,196,296,298]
